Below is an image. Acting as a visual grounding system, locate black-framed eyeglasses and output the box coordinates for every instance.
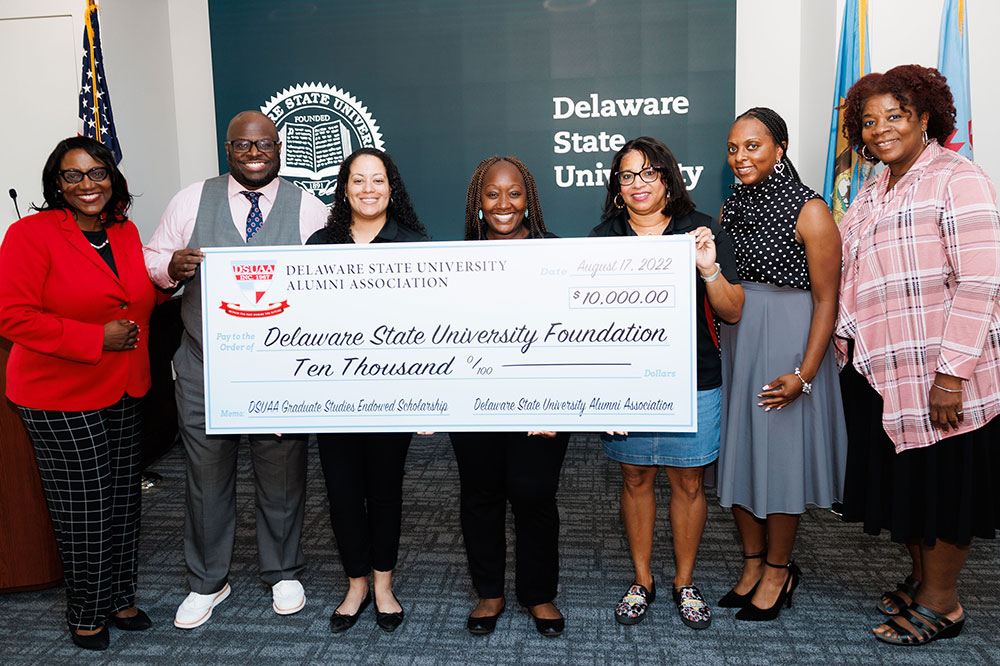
[226,139,278,153]
[59,167,109,183]
[615,166,662,186]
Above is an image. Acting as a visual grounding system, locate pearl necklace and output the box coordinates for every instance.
[89,238,109,250]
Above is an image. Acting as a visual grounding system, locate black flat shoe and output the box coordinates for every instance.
[527,606,565,637]
[329,592,371,634]
[374,591,405,633]
[111,608,152,631]
[71,625,109,651]
[467,605,505,636]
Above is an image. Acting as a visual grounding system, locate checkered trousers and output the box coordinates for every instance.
[18,395,144,631]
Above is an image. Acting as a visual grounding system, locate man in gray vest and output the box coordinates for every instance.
[144,111,328,629]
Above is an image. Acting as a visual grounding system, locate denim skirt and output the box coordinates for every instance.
[601,387,721,467]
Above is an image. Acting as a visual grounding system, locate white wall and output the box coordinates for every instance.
[0,0,217,240]
[3,0,999,242]
[736,0,1000,195]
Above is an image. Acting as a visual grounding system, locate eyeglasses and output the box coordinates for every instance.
[59,167,109,184]
[226,139,278,153]
[616,167,662,186]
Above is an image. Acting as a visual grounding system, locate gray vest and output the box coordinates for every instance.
[179,175,303,355]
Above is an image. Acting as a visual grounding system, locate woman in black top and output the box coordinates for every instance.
[451,156,569,638]
[589,137,743,630]
[716,108,845,622]
[307,148,428,634]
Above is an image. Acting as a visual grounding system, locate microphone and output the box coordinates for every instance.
[9,189,21,219]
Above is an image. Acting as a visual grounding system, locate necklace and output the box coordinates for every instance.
[89,238,109,250]
[628,218,669,236]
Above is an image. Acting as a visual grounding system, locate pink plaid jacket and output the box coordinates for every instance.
[835,142,1000,452]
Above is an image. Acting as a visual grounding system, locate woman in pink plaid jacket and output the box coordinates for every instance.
[836,64,1000,647]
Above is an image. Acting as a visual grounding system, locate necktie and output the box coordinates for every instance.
[242,191,263,241]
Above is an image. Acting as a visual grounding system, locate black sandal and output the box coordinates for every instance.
[718,550,765,608]
[877,575,920,616]
[874,603,965,646]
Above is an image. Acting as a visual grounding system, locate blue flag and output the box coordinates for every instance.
[823,0,872,224]
[938,0,973,160]
[78,0,123,163]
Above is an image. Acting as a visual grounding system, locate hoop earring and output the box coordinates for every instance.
[478,209,483,220]
[922,129,930,146]
[773,161,785,174]
[861,145,874,161]
[614,193,624,209]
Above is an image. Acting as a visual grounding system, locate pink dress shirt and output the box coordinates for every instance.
[835,142,1000,452]
[143,175,329,288]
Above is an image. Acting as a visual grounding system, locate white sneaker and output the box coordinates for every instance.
[272,579,306,615]
[174,583,231,629]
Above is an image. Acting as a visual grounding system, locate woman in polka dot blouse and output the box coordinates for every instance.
[715,107,847,622]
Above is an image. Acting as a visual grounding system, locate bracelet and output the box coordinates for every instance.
[700,263,722,283]
[794,367,812,395]
[932,383,962,393]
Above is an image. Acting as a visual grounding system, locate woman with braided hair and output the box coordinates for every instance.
[716,107,847,621]
[450,156,570,638]
[307,147,428,634]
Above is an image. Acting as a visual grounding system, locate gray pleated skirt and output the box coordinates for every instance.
[718,282,847,518]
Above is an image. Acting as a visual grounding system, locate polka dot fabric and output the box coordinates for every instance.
[720,170,820,290]
[242,190,263,241]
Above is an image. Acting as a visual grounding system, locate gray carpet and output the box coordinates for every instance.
[2,433,998,665]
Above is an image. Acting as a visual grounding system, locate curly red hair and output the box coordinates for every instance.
[841,64,956,162]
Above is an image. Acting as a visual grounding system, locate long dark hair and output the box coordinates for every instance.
[321,147,425,244]
[601,137,695,223]
[37,136,131,225]
[464,156,548,240]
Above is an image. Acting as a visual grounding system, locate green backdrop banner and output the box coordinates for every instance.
[208,0,736,240]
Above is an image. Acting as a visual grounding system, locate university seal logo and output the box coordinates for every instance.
[260,82,384,199]
[220,261,289,318]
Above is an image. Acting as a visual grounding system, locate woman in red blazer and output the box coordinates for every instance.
[0,137,157,650]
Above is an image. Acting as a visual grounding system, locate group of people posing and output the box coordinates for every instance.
[1,64,998,651]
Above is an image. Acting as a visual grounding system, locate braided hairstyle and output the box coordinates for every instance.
[321,147,426,244]
[464,156,548,240]
[735,107,802,182]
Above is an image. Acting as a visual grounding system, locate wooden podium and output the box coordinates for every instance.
[0,336,63,592]
[0,298,181,593]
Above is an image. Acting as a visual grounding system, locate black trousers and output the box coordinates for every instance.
[449,432,569,606]
[317,432,411,577]
[18,395,143,631]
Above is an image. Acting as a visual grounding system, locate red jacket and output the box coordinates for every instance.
[0,209,158,410]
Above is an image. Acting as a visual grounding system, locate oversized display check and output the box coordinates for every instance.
[200,236,696,433]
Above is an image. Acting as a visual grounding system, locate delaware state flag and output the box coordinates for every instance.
[938,0,973,160]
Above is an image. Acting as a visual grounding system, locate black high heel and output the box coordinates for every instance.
[735,560,801,622]
[718,550,765,608]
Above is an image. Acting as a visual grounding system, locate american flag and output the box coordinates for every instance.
[78,0,122,163]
